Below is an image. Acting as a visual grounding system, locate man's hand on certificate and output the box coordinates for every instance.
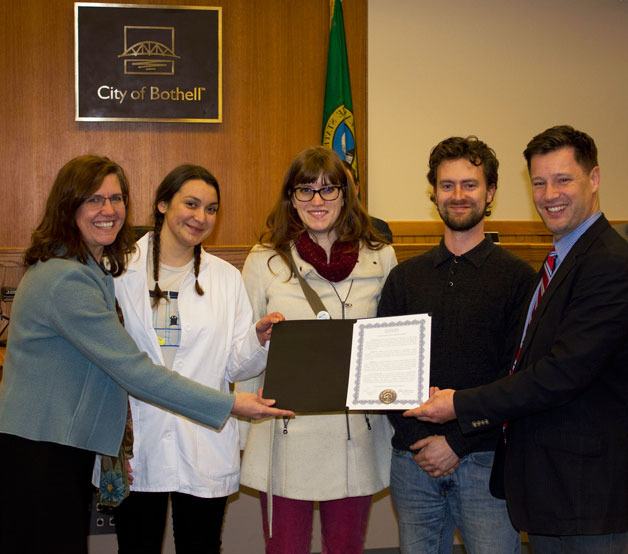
[403,387,457,423]
[410,435,459,477]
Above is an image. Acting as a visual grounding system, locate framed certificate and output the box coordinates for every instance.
[346,314,431,410]
[262,315,431,413]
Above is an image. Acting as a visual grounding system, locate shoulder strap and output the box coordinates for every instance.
[288,250,329,317]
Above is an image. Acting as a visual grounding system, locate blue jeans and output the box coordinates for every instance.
[391,448,521,554]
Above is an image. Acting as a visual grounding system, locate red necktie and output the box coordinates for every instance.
[503,249,558,439]
[509,249,558,375]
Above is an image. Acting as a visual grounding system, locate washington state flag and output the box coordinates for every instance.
[322,0,356,172]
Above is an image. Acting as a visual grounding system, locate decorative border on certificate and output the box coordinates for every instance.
[346,314,431,410]
[75,3,222,123]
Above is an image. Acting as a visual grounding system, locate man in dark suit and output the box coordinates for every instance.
[406,125,628,553]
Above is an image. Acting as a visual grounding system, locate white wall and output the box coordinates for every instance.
[368,0,628,222]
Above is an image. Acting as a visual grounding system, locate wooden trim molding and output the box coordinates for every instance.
[392,242,550,268]
[388,219,628,245]
[388,220,555,244]
[2,219,625,287]
[0,240,554,290]
[0,248,25,269]
[0,248,26,292]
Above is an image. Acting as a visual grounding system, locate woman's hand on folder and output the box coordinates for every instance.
[232,389,294,420]
[255,311,285,346]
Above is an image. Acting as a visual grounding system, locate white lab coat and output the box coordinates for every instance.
[95,233,267,497]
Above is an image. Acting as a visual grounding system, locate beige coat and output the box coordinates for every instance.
[239,242,397,500]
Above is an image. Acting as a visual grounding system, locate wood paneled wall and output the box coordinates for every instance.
[389,220,554,244]
[0,0,367,248]
[0,233,558,348]
[3,220,626,289]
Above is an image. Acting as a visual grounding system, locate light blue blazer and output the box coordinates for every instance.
[0,256,234,456]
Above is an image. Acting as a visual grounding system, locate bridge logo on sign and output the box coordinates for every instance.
[118,26,180,76]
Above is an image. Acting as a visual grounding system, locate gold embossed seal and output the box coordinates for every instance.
[379,389,397,404]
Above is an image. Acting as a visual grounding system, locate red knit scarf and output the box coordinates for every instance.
[295,232,359,282]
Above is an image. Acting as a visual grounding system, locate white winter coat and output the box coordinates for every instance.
[239,242,397,500]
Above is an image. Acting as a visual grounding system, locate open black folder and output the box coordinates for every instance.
[263,319,356,412]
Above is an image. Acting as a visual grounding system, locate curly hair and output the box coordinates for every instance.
[427,136,499,217]
[24,155,135,276]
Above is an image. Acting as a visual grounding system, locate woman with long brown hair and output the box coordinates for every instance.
[0,155,291,554]
[239,146,396,553]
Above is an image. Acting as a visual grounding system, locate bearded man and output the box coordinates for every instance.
[378,136,534,554]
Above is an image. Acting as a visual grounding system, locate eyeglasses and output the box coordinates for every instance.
[292,185,343,202]
[82,194,128,209]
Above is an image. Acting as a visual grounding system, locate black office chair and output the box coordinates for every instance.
[133,226,154,240]
[612,223,628,242]
[0,287,14,347]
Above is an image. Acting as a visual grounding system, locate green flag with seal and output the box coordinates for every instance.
[322,0,356,172]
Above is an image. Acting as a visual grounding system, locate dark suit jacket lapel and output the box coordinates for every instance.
[518,215,610,358]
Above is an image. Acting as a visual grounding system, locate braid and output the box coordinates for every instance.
[193,243,205,296]
[151,219,167,307]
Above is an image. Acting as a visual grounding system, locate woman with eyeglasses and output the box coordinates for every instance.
[0,155,291,554]
[100,164,283,553]
[238,146,397,553]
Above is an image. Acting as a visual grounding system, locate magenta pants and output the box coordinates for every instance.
[259,492,372,554]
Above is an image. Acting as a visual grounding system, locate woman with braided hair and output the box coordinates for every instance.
[106,164,283,553]
[0,156,290,554]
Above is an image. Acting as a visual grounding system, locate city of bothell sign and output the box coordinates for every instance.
[75,3,222,123]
